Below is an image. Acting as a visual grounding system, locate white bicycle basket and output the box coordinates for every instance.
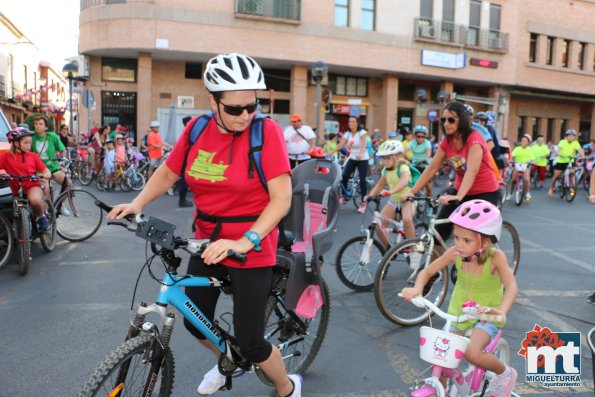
[419,326,470,369]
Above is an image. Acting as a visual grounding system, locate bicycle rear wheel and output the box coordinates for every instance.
[495,221,520,275]
[257,276,330,386]
[565,174,577,202]
[374,238,448,326]
[77,335,174,397]
[335,236,386,291]
[54,189,103,242]
[0,212,13,270]
[78,162,93,186]
[39,197,57,252]
[130,171,146,191]
[16,207,31,275]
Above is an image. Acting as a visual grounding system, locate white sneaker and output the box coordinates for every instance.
[489,366,517,397]
[287,374,303,397]
[525,192,532,201]
[197,365,225,395]
[60,206,71,216]
[409,252,422,270]
[505,193,512,201]
[167,187,174,196]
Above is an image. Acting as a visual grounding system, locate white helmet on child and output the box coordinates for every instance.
[376,140,403,156]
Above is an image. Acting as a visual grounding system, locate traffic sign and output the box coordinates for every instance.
[349,106,361,117]
[427,109,439,122]
[82,89,94,108]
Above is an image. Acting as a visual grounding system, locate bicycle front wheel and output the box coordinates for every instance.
[78,162,94,186]
[565,174,577,202]
[54,189,103,242]
[0,212,13,270]
[335,236,386,291]
[39,197,57,252]
[17,207,31,275]
[496,221,520,275]
[514,183,524,206]
[130,172,146,191]
[374,238,448,326]
[77,335,175,397]
[257,277,330,386]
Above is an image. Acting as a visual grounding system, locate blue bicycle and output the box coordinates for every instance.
[340,168,373,209]
[77,201,330,396]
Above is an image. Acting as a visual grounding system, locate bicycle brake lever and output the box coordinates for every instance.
[107,221,129,228]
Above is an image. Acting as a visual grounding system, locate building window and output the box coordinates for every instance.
[361,0,375,31]
[334,0,349,27]
[330,75,367,97]
[442,0,455,42]
[531,118,539,141]
[420,0,433,19]
[102,58,137,82]
[546,118,554,142]
[545,37,554,66]
[467,0,481,46]
[262,68,291,92]
[529,33,537,63]
[578,42,586,70]
[561,39,570,68]
[560,119,568,135]
[185,63,202,79]
[517,116,526,142]
[489,4,501,31]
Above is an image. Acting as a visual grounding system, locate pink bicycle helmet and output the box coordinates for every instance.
[448,200,502,242]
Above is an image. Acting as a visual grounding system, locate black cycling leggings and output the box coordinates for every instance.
[341,159,369,198]
[183,256,273,363]
[434,188,502,241]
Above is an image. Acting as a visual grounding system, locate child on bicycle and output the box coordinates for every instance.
[402,200,518,397]
[364,140,416,250]
[508,134,535,201]
[0,128,52,231]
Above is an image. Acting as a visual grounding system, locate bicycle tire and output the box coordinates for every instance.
[335,236,386,291]
[514,182,524,206]
[565,174,577,202]
[78,162,94,186]
[497,221,520,275]
[0,212,14,270]
[119,175,132,192]
[95,169,106,191]
[256,277,330,386]
[492,338,510,366]
[374,238,448,326]
[77,335,175,397]
[558,180,565,198]
[130,172,146,191]
[39,197,57,252]
[54,189,103,242]
[17,207,31,276]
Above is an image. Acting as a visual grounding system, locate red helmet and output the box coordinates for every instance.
[6,127,33,143]
[308,147,326,158]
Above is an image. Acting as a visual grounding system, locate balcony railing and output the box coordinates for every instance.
[81,0,154,11]
[414,17,509,53]
[235,0,301,22]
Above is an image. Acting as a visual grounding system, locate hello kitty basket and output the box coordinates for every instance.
[419,326,470,368]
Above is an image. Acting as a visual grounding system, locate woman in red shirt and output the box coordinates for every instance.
[0,128,51,231]
[108,54,300,396]
[403,101,500,240]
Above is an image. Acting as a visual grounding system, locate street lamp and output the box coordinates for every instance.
[62,62,78,141]
[310,60,328,145]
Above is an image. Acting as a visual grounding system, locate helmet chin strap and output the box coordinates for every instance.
[457,232,484,262]
[213,102,242,136]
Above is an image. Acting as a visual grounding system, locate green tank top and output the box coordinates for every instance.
[447,251,504,331]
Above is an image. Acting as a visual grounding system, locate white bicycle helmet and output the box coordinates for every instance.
[413,125,428,135]
[204,53,266,92]
[377,140,404,156]
[463,103,474,116]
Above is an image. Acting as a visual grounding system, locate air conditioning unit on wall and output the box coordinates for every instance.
[68,55,91,79]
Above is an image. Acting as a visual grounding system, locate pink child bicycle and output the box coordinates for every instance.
[402,294,520,397]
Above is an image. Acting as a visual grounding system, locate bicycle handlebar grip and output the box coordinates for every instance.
[479,313,506,325]
[95,200,113,213]
[226,249,247,264]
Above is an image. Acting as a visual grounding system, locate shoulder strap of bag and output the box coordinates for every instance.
[249,114,268,193]
[180,112,213,182]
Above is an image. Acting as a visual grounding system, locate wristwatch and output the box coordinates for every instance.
[243,231,262,252]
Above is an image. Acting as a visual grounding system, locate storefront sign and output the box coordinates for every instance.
[421,50,466,69]
[469,58,498,69]
[332,104,367,116]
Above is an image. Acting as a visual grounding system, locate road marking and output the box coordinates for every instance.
[521,238,595,273]
[58,259,136,266]
[521,289,592,297]
[522,212,595,235]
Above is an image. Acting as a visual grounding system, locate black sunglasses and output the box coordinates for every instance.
[416,135,425,138]
[440,117,458,124]
[219,100,259,116]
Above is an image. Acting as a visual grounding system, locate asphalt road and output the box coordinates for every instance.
[0,182,593,397]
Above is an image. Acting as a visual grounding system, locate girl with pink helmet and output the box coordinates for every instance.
[403,200,519,397]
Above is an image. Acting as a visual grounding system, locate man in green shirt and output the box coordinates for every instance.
[32,116,67,194]
[548,129,583,197]
[531,135,550,189]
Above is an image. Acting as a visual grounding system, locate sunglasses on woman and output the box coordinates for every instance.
[440,117,458,124]
[219,100,259,116]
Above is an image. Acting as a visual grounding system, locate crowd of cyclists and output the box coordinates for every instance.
[5,52,593,397]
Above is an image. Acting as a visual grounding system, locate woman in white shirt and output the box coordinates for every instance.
[336,116,370,212]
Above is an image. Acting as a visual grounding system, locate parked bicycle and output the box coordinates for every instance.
[401,294,519,397]
[335,196,425,291]
[0,174,56,275]
[77,201,330,396]
[54,158,103,242]
[374,197,520,326]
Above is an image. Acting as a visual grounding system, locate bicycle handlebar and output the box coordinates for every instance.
[94,200,247,264]
[0,174,40,182]
[399,293,506,325]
